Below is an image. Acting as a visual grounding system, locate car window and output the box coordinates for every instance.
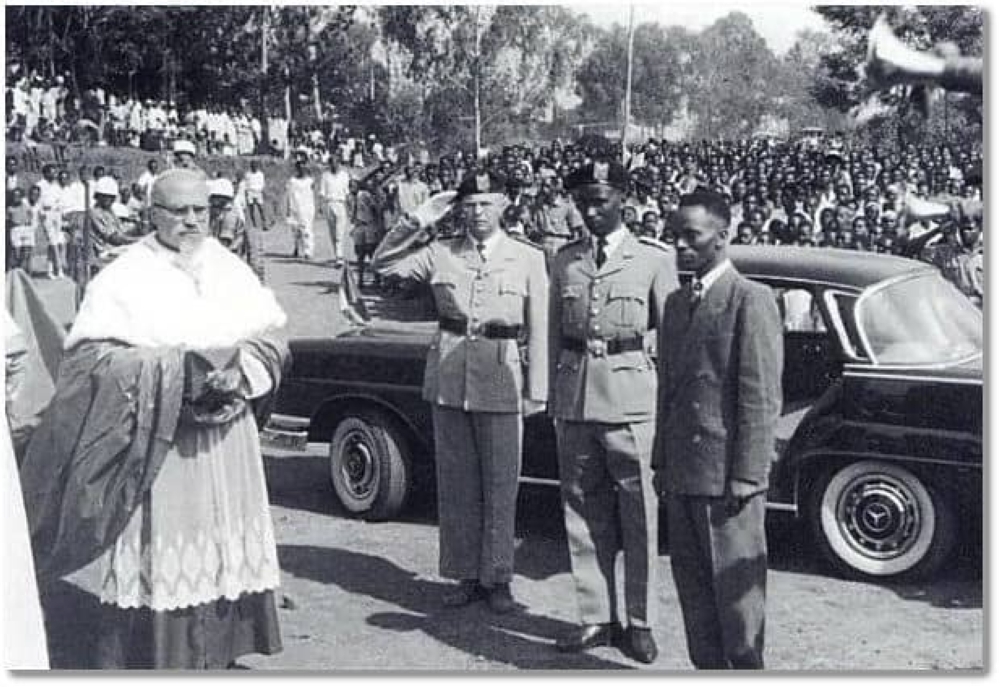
[773,287,827,334]
[857,273,982,365]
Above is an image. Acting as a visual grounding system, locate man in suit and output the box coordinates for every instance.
[371,170,548,614]
[653,188,783,669]
[549,159,678,663]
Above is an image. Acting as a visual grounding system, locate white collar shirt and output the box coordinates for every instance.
[471,229,503,260]
[591,224,628,261]
[695,258,733,296]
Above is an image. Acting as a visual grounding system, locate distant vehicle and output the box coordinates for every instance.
[796,127,826,149]
[266,247,982,582]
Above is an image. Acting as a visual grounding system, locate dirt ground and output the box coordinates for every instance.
[38,213,984,672]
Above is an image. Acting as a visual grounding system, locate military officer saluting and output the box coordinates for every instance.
[371,169,548,614]
[549,158,679,663]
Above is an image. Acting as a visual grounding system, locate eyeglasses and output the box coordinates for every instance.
[153,203,209,220]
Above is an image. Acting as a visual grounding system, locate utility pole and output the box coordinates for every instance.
[309,43,322,122]
[259,5,270,154]
[622,5,635,165]
[474,5,483,157]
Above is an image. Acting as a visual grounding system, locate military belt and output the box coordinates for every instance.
[439,316,524,339]
[562,336,644,356]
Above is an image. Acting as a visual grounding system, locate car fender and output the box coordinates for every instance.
[783,378,981,517]
[307,391,433,458]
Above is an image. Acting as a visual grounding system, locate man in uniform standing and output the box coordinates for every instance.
[653,188,783,670]
[371,170,548,614]
[531,177,584,265]
[549,159,678,663]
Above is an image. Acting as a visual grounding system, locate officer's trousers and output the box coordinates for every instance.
[556,420,657,627]
[665,493,767,669]
[432,406,522,586]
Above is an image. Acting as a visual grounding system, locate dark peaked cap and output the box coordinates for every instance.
[565,159,628,191]
[452,169,508,202]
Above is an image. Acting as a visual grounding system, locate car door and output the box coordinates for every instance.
[766,280,842,408]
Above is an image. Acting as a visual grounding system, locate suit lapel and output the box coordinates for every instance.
[673,266,738,380]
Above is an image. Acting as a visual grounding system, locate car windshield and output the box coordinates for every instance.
[857,272,982,365]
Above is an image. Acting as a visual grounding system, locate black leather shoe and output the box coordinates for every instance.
[556,623,618,652]
[622,627,658,664]
[442,581,485,607]
[486,584,517,614]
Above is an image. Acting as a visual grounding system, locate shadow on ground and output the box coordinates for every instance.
[277,543,631,670]
[265,451,981,610]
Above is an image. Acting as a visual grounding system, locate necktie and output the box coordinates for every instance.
[476,242,487,262]
[595,236,608,268]
[689,278,704,314]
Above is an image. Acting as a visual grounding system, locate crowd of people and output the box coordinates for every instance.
[6,67,403,165]
[5,141,270,284]
[284,134,982,307]
[6,128,985,311]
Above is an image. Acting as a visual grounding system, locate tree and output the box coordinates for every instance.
[380,5,594,151]
[773,28,848,133]
[575,23,694,130]
[686,12,779,140]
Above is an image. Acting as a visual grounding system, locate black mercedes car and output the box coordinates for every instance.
[267,246,982,582]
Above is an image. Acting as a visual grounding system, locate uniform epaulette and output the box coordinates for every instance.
[637,236,672,252]
[557,237,589,253]
[509,233,544,251]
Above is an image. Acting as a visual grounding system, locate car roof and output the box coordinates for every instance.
[729,246,933,291]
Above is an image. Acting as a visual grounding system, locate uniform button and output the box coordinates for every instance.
[592,324,601,332]
[692,401,700,410]
[590,308,599,316]
[692,434,702,444]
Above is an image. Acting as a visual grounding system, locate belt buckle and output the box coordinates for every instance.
[468,321,483,337]
[587,339,607,357]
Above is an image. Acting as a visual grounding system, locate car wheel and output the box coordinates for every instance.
[328,410,410,520]
[812,460,955,581]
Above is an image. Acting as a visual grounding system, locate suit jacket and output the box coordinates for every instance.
[549,231,678,423]
[372,228,548,413]
[652,264,783,496]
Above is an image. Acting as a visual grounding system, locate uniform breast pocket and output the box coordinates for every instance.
[561,285,584,324]
[497,278,526,318]
[607,283,648,327]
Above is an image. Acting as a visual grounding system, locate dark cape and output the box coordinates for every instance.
[19,333,289,583]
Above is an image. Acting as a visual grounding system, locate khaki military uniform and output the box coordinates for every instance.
[531,196,584,264]
[371,226,548,585]
[549,228,678,627]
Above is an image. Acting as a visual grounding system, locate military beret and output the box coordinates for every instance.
[453,169,508,202]
[565,158,628,191]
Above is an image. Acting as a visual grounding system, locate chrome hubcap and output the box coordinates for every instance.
[837,474,921,559]
[341,431,376,498]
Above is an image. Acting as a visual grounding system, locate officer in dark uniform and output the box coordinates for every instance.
[371,170,549,614]
[549,158,679,663]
